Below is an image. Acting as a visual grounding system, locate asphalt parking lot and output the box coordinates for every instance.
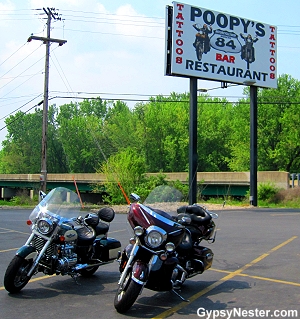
[0,207,299,319]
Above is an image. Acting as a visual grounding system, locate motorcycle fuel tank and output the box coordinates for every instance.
[128,203,185,247]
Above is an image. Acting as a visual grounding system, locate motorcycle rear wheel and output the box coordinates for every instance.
[4,255,33,293]
[114,269,143,313]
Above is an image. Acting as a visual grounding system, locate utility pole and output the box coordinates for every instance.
[28,7,66,193]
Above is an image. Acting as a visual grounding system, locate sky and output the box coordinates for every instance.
[0,0,300,147]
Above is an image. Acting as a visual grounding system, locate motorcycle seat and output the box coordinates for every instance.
[94,222,109,236]
[76,225,96,245]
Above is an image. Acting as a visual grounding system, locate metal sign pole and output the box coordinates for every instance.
[250,85,258,206]
[189,77,198,204]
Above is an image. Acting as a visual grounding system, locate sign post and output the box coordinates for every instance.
[165,2,277,205]
[189,77,198,204]
[250,85,258,206]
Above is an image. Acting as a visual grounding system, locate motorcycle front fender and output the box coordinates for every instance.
[16,245,37,260]
[132,260,149,284]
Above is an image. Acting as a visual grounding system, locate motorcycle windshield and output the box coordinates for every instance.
[143,185,184,215]
[29,187,82,224]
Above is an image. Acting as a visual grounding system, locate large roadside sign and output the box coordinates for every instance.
[165,2,277,88]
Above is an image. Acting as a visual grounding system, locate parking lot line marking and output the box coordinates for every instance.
[28,275,56,283]
[107,229,127,234]
[0,274,57,291]
[237,273,300,286]
[270,213,300,216]
[0,248,18,253]
[0,227,29,235]
[210,268,300,287]
[151,235,297,319]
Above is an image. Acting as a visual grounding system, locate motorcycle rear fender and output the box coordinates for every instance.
[16,245,37,260]
[132,260,149,284]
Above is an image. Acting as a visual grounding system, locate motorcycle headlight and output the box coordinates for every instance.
[145,226,167,249]
[37,218,53,235]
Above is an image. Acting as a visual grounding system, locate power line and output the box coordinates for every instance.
[0,42,28,68]
[0,99,44,131]
[0,94,42,120]
[48,95,300,104]
[56,27,163,39]
[0,43,43,80]
[59,9,164,21]
[0,67,43,93]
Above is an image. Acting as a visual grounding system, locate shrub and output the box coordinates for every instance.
[257,182,279,201]
[271,187,300,205]
[9,189,38,206]
[94,147,189,204]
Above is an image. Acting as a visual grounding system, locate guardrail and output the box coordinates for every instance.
[290,173,300,188]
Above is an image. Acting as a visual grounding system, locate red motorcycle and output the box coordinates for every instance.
[114,185,218,313]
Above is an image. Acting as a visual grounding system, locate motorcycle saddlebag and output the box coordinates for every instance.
[99,237,121,262]
[192,246,214,271]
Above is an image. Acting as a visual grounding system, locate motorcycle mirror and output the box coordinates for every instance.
[181,216,191,224]
[39,191,47,201]
[130,193,140,202]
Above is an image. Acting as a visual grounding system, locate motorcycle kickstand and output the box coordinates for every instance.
[71,273,81,285]
[171,289,189,302]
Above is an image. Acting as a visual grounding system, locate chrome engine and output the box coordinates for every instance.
[56,243,78,273]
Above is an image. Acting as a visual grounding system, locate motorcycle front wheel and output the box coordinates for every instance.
[196,44,203,61]
[4,255,34,293]
[114,269,143,313]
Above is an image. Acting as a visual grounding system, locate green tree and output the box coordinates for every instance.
[228,74,300,172]
[257,74,300,171]
[101,100,139,155]
[228,99,250,171]
[139,93,190,172]
[56,98,109,172]
[0,106,66,173]
[197,96,234,171]
[95,148,146,204]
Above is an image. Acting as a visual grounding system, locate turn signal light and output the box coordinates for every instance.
[26,220,32,226]
[160,253,167,261]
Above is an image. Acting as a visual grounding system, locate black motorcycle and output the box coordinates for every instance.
[240,33,258,69]
[114,185,218,313]
[4,187,121,293]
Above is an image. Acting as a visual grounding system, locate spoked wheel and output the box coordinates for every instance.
[114,268,143,313]
[4,255,33,293]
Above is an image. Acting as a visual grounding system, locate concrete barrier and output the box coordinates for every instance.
[0,171,290,199]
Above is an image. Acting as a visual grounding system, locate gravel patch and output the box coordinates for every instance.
[110,202,251,214]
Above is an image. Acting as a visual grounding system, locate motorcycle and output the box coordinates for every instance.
[240,33,258,69]
[114,185,218,313]
[4,187,121,293]
[194,33,206,61]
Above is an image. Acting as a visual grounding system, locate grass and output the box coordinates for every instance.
[258,187,300,208]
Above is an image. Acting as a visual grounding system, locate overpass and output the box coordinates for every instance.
[0,171,291,200]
